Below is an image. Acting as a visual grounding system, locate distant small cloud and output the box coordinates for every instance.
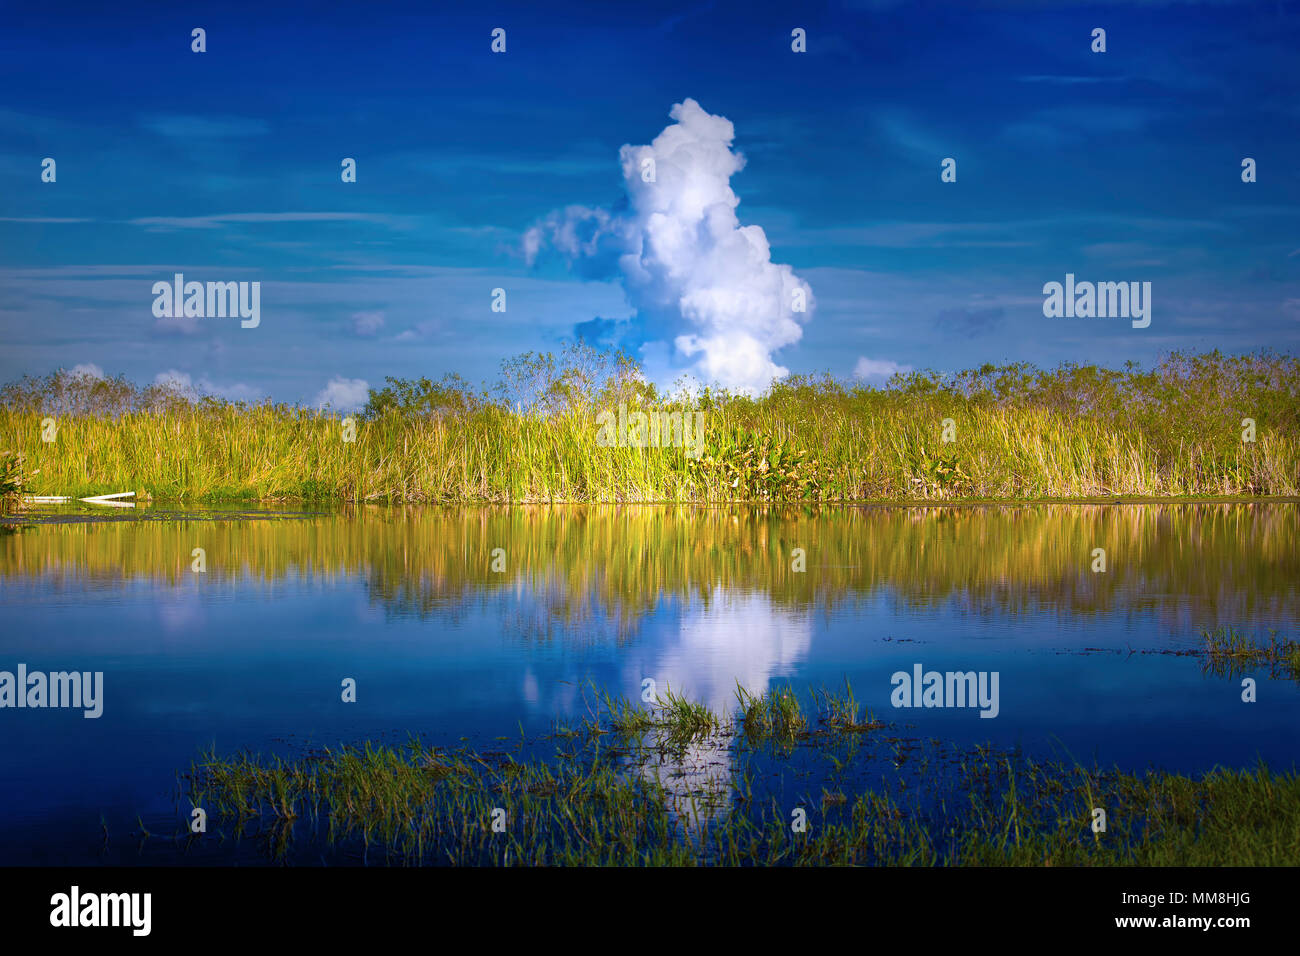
[853,357,913,383]
[315,376,369,412]
[153,314,201,336]
[934,306,1005,335]
[392,320,442,342]
[154,369,261,402]
[154,370,191,389]
[350,311,385,337]
[68,362,104,380]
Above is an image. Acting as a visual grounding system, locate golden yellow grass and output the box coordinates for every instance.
[2,348,1296,502]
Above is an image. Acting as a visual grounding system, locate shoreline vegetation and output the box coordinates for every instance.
[2,346,1298,505]
[181,677,1300,866]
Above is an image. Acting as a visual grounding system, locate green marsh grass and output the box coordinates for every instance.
[4,347,1297,502]
[736,683,808,747]
[816,679,884,734]
[648,685,721,746]
[596,689,656,737]
[1202,625,1300,680]
[182,682,1300,866]
[0,451,31,513]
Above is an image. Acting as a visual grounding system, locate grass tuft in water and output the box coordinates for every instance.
[1202,625,1300,680]
[180,681,1300,867]
[736,683,808,747]
[654,685,721,745]
[816,678,884,734]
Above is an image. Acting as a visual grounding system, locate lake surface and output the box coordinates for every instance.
[1,502,1297,864]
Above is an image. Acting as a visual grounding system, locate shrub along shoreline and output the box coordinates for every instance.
[2,347,1297,504]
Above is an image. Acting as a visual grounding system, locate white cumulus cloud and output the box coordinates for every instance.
[524,98,814,395]
[154,369,194,391]
[315,376,369,412]
[68,362,104,380]
[853,356,913,384]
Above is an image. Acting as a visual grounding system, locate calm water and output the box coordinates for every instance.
[1,502,1297,864]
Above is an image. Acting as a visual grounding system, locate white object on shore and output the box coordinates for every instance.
[22,491,136,508]
[79,491,135,502]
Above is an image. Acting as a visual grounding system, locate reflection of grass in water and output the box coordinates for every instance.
[1202,626,1300,680]
[5,503,1297,632]
[182,682,1300,866]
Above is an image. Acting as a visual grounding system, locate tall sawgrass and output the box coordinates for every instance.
[0,451,28,513]
[2,346,1296,502]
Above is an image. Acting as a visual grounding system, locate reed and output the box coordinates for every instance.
[0,451,24,513]
[2,347,1296,503]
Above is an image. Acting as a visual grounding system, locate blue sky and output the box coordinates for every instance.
[1,0,1297,406]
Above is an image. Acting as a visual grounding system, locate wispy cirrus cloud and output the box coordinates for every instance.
[128,212,414,231]
[0,217,94,224]
[777,214,1232,250]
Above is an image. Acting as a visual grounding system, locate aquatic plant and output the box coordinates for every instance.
[0,451,32,513]
[736,683,808,746]
[652,685,721,746]
[816,679,883,734]
[180,681,1300,867]
[1202,626,1300,680]
[2,348,1296,502]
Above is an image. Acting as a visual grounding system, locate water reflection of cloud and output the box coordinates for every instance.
[626,587,815,831]
[155,586,202,634]
[638,587,814,716]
